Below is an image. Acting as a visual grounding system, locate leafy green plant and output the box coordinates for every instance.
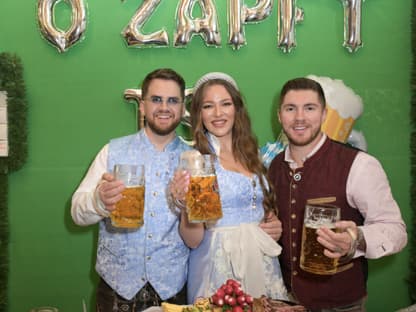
[0,52,28,312]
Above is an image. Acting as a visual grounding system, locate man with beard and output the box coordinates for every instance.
[71,68,191,311]
[268,77,407,312]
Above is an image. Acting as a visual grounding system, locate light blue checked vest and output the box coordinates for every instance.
[96,130,191,300]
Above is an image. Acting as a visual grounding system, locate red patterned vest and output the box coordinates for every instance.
[268,138,367,310]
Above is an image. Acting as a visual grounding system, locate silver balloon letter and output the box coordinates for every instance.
[37,0,87,53]
[228,0,273,50]
[174,0,221,47]
[341,0,363,53]
[277,0,304,53]
[122,0,169,47]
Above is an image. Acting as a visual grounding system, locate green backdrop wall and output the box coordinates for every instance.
[0,0,412,311]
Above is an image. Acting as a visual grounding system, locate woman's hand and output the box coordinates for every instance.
[169,170,190,210]
[260,212,283,241]
[171,170,204,248]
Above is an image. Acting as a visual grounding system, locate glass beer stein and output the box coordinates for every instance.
[300,204,340,275]
[111,164,145,229]
[180,151,222,223]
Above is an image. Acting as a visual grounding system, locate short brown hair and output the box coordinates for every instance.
[279,77,326,108]
[141,68,185,100]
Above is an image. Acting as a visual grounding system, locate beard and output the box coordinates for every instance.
[145,113,182,136]
[284,125,322,147]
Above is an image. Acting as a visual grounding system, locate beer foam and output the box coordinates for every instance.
[180,150,205,173]
[181,150,202,159]
[307,75,363,119]
[305,221,336,229]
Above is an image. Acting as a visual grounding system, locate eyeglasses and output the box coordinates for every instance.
[144,95,182,106]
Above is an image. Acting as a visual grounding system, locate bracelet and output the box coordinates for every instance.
[356,227,366,251]
[344,227,358,259]
[167,193,186,216]
[173,197,186,210]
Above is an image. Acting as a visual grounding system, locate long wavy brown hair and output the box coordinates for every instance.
[190,78,277,216]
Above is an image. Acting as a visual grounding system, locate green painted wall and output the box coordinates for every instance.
[0,0,412,311]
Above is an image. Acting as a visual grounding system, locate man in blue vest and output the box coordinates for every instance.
[71,68,192,311]
[268,77,407,311]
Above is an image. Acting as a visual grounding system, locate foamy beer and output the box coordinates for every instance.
[180,151,222,223]
[300,204,340,275]
[307,75,363,143]
[111,164,145,229]
[321,106,356,143]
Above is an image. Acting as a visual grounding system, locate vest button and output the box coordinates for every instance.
[291,214,296,219]
[292,184,297,189]
[291,199,296,204]
[291,228,297,233]
[293,271,298,276]
[146,256,151,261]
[292,242,296,248]
[292,256,297,262]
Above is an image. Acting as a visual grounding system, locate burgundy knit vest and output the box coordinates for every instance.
[268,138,367,310]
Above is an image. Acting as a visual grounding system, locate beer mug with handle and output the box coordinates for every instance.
[179,151,222,223]
[111,164,145,229]
[300,204,340,274]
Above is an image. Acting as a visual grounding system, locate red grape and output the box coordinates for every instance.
[216,289,225,299]
[227,297,237,306]
[234,287,244,296]
[232,306,244,312]
[214,297,224,307]
[224,285,233,295]
[245,295,254,304]
[236,295,246,305]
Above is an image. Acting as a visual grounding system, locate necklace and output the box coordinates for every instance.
[251,178,257,209]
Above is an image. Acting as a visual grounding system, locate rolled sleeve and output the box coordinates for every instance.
[71,145,110,226]
[347,152,407,259]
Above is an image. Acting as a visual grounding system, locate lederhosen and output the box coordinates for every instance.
[96,279,187,312]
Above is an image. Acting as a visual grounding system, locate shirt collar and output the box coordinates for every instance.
[284,133,327,169]
[139,128,181,152]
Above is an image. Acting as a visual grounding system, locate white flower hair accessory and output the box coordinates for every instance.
[193,72,239,94]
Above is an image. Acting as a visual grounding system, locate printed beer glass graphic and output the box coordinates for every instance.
[300,204,340,274]
[180,151,222,223]
[111,164,145,228]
